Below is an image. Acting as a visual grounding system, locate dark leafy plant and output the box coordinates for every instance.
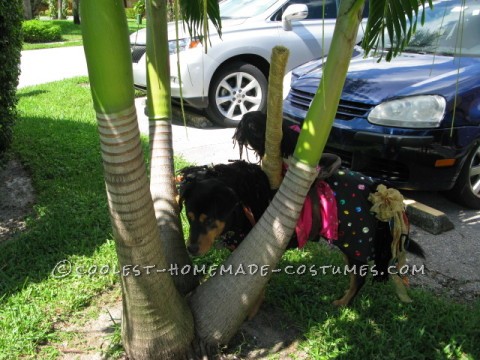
[0,0,23,156]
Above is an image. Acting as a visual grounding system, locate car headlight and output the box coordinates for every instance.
[168,38,202,55]
[368,95,446,128]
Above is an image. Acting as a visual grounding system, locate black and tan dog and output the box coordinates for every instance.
[178,113,425,307]
[178,161,272,255]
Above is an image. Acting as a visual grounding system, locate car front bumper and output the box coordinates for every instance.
[283,102,472,192]
[131,44,217,109]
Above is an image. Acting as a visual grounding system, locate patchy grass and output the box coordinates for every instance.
[22,18,146,50]
[1,77,479,359]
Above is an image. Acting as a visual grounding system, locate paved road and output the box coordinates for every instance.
[18,46,480,301]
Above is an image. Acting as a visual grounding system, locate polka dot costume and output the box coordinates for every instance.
[327,169,378,263]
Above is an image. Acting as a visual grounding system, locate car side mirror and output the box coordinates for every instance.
[282,4,308,31]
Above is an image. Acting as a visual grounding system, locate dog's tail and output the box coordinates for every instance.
[405,238,425,259]
[372,222,425,283]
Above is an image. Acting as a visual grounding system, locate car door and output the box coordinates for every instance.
[270,0,339,71]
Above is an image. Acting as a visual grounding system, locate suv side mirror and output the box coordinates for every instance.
[282,4,308,31]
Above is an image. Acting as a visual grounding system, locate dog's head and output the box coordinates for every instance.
[232,111,267,159]
[233,111,299,159]
[179,178,239,256]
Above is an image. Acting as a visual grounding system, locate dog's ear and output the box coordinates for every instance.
[212,184,240,219]
[233,111,268,158]
[177,180,195,211]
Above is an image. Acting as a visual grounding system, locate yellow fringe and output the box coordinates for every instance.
[368,184,412,302]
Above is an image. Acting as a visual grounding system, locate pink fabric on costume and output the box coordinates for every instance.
[295,180,338,248]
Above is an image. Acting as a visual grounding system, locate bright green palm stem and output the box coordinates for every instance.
[81,1,194,358]
[146,0,198,296]
[262,46,289,190]
[293,0,365,167]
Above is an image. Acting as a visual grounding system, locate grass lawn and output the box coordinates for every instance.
[1,77,479,359]
[22,18,146,50]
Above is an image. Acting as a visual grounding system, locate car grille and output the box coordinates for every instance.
[325,146,409,182]
[131,45,146,63]
[289,88,373,120]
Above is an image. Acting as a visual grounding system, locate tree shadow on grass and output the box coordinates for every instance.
[0,114,116,297]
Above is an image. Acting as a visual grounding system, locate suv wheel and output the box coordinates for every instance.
[446,143,480,209]
[206,61,268,127]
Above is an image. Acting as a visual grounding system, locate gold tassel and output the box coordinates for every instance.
[368,184,411,302]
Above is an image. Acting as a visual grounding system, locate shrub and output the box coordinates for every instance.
[0,0,23,156]
[125,7,136,19]
[22,20,62,43]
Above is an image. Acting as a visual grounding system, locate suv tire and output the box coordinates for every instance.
[206,61,268,127]
[446,142,480,209]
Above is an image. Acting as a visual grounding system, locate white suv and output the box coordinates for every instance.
[130,0,366,127]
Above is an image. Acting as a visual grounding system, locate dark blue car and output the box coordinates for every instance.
[283,0,480,209]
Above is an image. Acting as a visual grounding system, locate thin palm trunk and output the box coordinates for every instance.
[80,1,194,358]
[262,45,290,190]
[294,0,366,167]
[146,0,198,296]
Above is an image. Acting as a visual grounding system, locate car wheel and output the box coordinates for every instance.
[206,61,268,127]
[446,143,480,209]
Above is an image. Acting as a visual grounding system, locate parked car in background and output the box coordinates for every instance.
[130,0,367,127]
[283,0,480,208]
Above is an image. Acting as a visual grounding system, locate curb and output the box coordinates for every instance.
[404,198,454,235]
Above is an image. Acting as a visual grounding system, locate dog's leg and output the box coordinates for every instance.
[247,288,265,320]
[333,255,367,307]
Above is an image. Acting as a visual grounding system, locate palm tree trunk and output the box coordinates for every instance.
[80,1,194,358]
[146,0,198,296]
[294,0,366,167]
[23,0,32,19]
[72,0,80,24]
[190,158,318,344]
[262,46,289,190]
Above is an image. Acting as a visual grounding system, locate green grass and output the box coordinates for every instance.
[22,18,146,50]
[268,244,480,359]
[1,77,479,359]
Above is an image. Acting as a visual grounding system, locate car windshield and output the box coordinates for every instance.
[392,0,480,57]
[219,0,279,18]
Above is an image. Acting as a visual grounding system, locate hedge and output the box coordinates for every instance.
[0,0,23,156]
[22,20,62,43]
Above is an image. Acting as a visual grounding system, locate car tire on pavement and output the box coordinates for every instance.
[446,142,480,209]
[206,61,268,128]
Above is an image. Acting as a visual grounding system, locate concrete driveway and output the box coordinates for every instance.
[18,46,480,301]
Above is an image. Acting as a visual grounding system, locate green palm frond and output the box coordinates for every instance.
[362,0,433,61]
[179,0,222,48]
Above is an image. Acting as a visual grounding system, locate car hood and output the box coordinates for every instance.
[293,52,480,105]
[130,18,247,45]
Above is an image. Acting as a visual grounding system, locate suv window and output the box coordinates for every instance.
[272,0,338,21]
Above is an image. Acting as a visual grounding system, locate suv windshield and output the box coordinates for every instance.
[400,0,480,56]
[219,0,279,18]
